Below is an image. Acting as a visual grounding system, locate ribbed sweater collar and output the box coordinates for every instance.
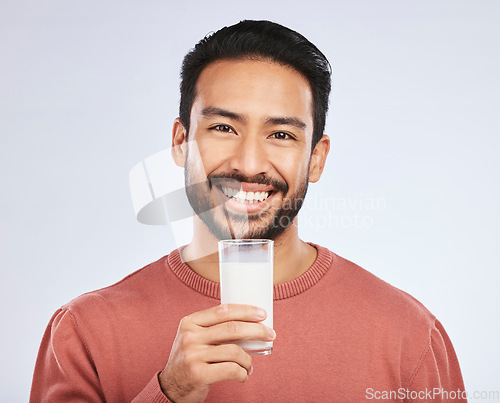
[166,243,332,300]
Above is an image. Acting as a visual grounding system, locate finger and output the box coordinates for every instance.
[189,304,267,327]
[204,344,253,375]
[201,320,275,345]
[203,361,249,384]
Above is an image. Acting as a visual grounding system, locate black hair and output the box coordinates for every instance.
[179,20,332,149]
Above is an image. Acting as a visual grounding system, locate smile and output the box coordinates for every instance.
[221,186,271,204]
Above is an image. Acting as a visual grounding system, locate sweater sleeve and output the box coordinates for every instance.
[30,308,105,402]
[30,309,172,403]
[131,371,172,403]
[405,319,466,402]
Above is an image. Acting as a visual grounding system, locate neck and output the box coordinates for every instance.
[181,216,317,284]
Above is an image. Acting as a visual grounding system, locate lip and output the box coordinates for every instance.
[213,184,277,214]
[214,179,276,193]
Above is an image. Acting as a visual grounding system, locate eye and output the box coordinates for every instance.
[269,132,294,140]
[210,124,235,133]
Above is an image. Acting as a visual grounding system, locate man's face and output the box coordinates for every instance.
[183,58,316,240]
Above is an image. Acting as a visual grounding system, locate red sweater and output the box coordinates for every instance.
[31,244,465,402]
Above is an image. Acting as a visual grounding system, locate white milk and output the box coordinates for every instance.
[220,261,273,352]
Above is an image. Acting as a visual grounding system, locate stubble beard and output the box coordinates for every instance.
[184,154,309,241]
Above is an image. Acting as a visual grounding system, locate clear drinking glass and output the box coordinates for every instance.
[218,239,274,355]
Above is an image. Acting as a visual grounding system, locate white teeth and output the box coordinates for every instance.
[221,187,271,204]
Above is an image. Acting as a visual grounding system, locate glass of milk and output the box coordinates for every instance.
[218,239,274,355]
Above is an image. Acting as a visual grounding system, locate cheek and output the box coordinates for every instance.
[274,153,310,185]
[186,144,211,181]
[187,131,228,176]
[195,137,241,177]
[197,148,220,177]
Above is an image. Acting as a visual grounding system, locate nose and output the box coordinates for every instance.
[227,134,272,177]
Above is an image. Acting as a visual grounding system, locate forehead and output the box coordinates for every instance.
[191,59,314,129]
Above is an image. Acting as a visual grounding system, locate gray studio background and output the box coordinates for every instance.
[1,0,499,401]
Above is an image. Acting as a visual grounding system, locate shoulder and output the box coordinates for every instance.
[315,244,437,339]
[316,245,448,383]
[62,253,172,318]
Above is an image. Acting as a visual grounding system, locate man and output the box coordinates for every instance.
[31,20,465,402]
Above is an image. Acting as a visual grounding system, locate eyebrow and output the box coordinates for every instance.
[201,106,243,121]
[265,116,307,130]
[201,106,307,130]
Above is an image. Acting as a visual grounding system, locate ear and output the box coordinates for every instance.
[308,134,330,183]
[171,118,187,168]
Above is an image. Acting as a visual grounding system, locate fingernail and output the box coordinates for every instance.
[249,365,254,375]
[256,308,266,320]
[267,327,276,340]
